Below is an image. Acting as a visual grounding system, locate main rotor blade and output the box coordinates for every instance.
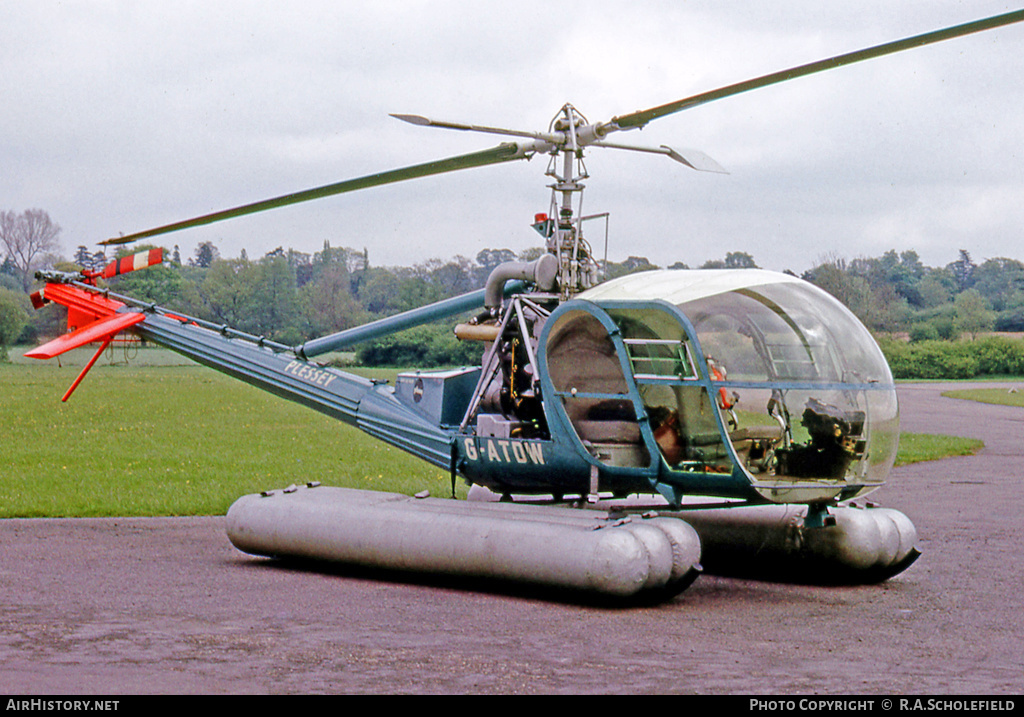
[101,142,531,246]
[608,9,1024,131]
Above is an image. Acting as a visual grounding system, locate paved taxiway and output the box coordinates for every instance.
[2,383,1022,694]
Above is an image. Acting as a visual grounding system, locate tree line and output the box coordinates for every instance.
[801,249,1024,340]
[2,208,1023,375]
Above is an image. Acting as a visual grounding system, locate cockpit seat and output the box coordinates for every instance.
[570,398,642,444]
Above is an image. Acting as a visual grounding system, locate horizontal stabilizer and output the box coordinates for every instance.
[25,311,146,360]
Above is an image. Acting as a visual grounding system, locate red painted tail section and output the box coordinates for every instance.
[23,283,145,360]
[25,310,146,360]
[25,281,149,400]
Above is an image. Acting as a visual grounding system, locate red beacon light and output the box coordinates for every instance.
[531,213,552,238]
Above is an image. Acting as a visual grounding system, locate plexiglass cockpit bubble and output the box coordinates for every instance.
[579,270,899,504]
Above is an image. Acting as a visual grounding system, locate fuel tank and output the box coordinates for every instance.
[226,484,702,600]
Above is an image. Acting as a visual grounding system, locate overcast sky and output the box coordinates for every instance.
[3,1,1022,276]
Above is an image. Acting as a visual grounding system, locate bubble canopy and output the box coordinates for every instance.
[543,270,899,504]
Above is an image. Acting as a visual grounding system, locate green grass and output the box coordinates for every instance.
[0,348,988,517]
[733,407,981,467]
[894,432,984,466]
[1,351,452,518]
[941,386,1024,408]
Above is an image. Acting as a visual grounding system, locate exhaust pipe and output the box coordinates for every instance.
[484,254,558,311]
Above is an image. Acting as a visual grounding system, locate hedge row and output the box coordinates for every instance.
[878,336,1024,380]
[350,330,1024,379]
[352,324,484,368]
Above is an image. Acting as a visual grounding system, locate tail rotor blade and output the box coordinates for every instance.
[100,248,165,278]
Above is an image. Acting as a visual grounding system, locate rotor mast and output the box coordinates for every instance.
[545,104,600,301]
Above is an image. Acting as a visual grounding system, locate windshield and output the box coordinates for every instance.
[576,270,899,503]
[675,279,898,501]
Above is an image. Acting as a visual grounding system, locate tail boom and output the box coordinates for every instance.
[26,279,456,469]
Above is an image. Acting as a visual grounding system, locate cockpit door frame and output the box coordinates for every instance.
[537,298,756,505]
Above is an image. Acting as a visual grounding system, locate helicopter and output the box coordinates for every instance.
[25,9,1024,600]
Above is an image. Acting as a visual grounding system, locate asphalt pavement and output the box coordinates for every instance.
[1,383,1022,695]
